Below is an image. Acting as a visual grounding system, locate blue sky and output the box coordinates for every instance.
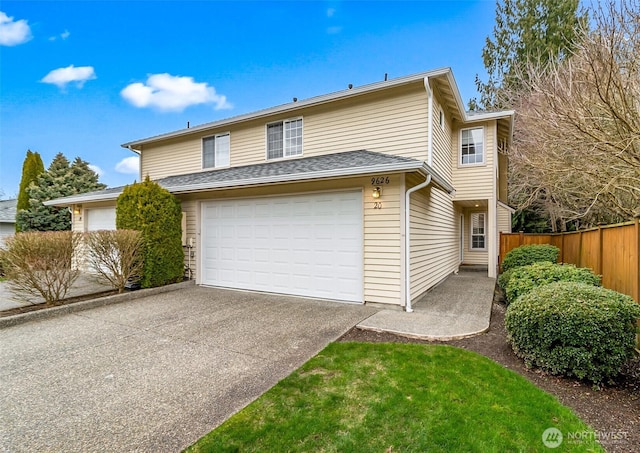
[0,0,496,197]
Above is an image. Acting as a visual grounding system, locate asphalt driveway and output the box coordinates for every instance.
[0,286,378,452]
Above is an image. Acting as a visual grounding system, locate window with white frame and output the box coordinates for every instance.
[203,133,230,169]
[460,127,484,165]
[267,118,302,159]
[470,212,486,250]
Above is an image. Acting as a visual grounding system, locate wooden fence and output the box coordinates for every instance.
[499,218,640,302]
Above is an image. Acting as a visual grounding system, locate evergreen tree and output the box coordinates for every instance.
[15,150,45,232]
[116,177,184,288]
[470,0,586,111]
[16,153,106,231]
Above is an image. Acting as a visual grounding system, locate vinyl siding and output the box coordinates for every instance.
[177,175,404,306]
[140,83,430,181]
[431,89,454,182]
[0,223,14,241]
[497,204,512,234]
[407,173,459,301]
[451,121,496,201]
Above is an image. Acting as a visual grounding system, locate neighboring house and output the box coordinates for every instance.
[0,199,17,242]
[47,68,514,310]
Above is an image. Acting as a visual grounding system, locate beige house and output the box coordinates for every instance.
[49,68,514,311]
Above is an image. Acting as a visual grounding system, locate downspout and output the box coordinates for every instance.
[404,77,435,312]
[405,174,431,312]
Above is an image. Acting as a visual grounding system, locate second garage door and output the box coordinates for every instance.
[201,190,363,302]
[86,207,116,231]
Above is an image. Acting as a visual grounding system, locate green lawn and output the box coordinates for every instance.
[186,343,601,452]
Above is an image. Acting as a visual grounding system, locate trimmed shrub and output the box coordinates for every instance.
[2,231,81,304]
[84,229,144,293]
[505,282,640,384]
[116,178,184,288]
[501,244,560,272]
[505,262,601,304]
[497,268,513,291]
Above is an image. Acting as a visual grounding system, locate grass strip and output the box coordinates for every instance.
[186,343,601,452]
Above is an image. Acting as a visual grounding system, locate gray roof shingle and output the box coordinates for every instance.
[46,150,451,206]
[0,199,17,223]
[157,150,421,189]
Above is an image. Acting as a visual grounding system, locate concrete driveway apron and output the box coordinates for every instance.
[0,286,377,453]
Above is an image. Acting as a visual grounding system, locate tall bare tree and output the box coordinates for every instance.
[506,1,640,230]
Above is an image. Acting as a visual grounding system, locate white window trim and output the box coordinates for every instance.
[470,211,487,251]
[265,116,303,161]
[459,126,485,167]
[202,132,231,170]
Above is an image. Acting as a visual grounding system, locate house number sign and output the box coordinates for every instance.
[371,176,390,185]
[371,176,390,209]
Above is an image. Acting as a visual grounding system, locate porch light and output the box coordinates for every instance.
[73,205,82,215]
[372,187,382,199]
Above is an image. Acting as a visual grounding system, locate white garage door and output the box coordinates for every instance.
[201,191,363,302]
[86,207,116,231]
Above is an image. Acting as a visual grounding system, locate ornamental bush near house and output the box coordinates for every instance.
[501,244,560,272]
[2,231,81,305]
[116,178,184,289]
[84,229,144,293]
[505,282,640,384]
[497,268,513,291]
[504,261,601,304]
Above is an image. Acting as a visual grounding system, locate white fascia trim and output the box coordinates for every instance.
[420,162,455,195]
[464,110,515,122]
[497,200,517,213]
[44,191,123,206]
[122,68,453,149]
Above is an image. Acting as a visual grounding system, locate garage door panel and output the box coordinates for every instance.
[86,208,116,231]
[201,191,363,302]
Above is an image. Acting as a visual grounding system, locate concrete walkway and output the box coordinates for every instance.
[357,270,496,340]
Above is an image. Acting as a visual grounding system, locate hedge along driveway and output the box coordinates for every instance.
[0,286,378,453]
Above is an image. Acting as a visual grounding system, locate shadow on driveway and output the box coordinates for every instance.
[0,286,378,452]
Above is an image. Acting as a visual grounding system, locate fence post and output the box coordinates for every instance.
[519,230,524,247]
[597,224,604,277]
[635,215,640,303]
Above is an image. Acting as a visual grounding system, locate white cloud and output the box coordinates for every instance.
[88,164,104,176]
[115,156,139,175]
[0,11,32,46]
[49,29,71,41]
[121,73,232,112]
[41,65,96,89]
[327,8,336,17]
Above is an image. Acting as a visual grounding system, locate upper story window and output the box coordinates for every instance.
[203,133,230,169]
[267,118,303,160]
[470,212,486,250]
[460,127,484,165]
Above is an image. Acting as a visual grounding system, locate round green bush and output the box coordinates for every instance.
[497,268,513,291]
[505,262,601,304]
[505,282,640,384]
[501,244,560,272]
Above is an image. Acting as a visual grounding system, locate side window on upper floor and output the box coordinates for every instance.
[460,127,484,165]
[203,133,230,169]
[266,117,303,160]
